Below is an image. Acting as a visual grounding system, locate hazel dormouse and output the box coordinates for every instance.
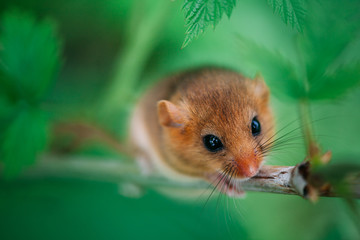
[129,67,274,197]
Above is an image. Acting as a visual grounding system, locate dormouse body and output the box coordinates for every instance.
[129,67,274,196]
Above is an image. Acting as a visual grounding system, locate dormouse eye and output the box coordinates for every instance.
[203,135,224,152]
[251,117,261,136]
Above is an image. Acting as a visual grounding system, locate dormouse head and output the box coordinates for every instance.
[157,69,274,183]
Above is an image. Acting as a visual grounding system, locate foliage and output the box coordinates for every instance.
[0,1,359,239]
[182,0,307,47]
[99,0,172,135]
[0,10,61,177]
[267,0,306,32]
[298,1,360,100]
[237,1,360,101]
[182,0,237,48]
[1,108,49,177]
[236,35,304,100]
[0,10,61,101]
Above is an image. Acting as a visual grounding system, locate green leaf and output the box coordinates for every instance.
[235,1,360,101]
[182,0,237,48]
[1,107,49,178]
[0,93,13,119]
[299,0,360,100]
[237,35,304,100]
[0,9,62,102]
[308,63,360,100]
[267,0,306,32]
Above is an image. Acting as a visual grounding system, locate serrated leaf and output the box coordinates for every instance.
[237,36,304,100]
[267,0,306,32]
[0,10,62,102]
[1,107,49,178]
[182,0,237,48]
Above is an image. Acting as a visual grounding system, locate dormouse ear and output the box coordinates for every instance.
[157,100,185,128]
[253,73,270,101]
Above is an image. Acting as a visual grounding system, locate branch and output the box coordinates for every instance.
[22,155,360,199]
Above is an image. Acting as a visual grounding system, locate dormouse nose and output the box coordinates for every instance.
[234,156,260,178]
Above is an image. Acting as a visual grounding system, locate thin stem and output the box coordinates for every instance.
[299,99,321,166]
[99,0,173,121]
[20,155,360,199]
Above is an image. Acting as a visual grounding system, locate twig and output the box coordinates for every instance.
[22,154,360,199]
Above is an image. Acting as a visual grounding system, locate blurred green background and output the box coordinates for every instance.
[0,0,360,239]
